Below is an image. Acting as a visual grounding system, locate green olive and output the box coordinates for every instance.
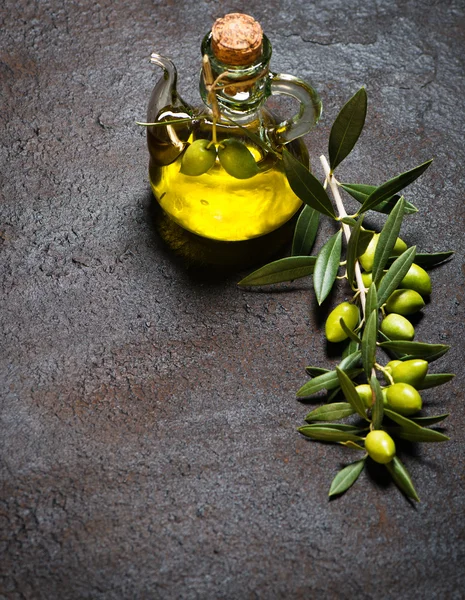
[325,302,360,343]
[381,387,389,406]
[380,388,391,407]
[385,289,425,315]
[365,430,396,464]
[359,234,407,272]
[180,139,217,176]
[361,272,372,288]
[386,382,422,416]
[355,384,373,408]
[359,233,378,272]
[380,313,415,340]
[399,263,432,296]
[385,360,402,375]
[392,237,408,255]
[390,359,428,387]
[218,138,259,179]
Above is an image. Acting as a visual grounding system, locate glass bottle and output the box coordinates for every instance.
[146,13,322,269]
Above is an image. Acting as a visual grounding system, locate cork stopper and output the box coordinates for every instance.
[211,13,263,66]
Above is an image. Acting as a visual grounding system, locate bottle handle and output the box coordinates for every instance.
[269,73,322,144]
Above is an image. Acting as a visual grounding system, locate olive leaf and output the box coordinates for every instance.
[297,368,363,397]
[328,87,367,172]
[283,149,336,218]
[377,331,407,360]
[383,408,418,429]
[365,283,378,318]
[401,350,450,363]
[298,426,365,443]
[336,367,369,420]
[297,351,362,397]
[305,402,356,422]
[329,458,366,498]
[384,409,450,442]
[385,250,455,269]
[327,387,342,403]
[342,340,360,359]
[370,374,384,430]
[302,422,363,432]
[411,414,449,426]
[339,318,362,343]
[372,197,406,285]
[361,309,378,377]
[313,230,343,305]
[340,183,380,202]
[305,366,330,377]
[377,246,417,307]
[417,373,455,390]
[378,341,450,362]
[340,217,357,226]
[292,205,321,256]
[358,229,375,257]
[412,251,455,269]
[385,457,420,502]
[238,256,316,286]
[387,427,450,443]
[346,215,364,288]
[359,159,433,213]
[340,183,418,214]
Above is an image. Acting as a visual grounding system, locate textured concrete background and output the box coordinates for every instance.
[1,1,465,598]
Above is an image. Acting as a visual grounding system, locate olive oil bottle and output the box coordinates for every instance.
[146,13,321,269]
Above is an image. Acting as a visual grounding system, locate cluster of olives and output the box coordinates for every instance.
[353,358,428,462]
[323,233,434,464]
[350,363,427,464]
[360,233,432,341]
[355,359,426,414]
[180,138,259,179]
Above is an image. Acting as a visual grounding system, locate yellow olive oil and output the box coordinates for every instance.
[147,116,309,268]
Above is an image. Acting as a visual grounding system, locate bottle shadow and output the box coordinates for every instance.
[144,193,299,284]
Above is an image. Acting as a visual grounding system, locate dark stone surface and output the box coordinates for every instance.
[1,1,464,598]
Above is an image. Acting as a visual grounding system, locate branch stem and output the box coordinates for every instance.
[319,155,367,314]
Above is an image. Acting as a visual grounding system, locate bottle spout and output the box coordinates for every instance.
[146,54,194,167]
[147,53,191,120]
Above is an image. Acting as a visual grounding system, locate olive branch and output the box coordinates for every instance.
[238,88,454,502]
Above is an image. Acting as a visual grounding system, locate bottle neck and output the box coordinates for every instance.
[199,33,272,120]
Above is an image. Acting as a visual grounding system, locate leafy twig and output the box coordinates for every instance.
[240,88,454,502]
